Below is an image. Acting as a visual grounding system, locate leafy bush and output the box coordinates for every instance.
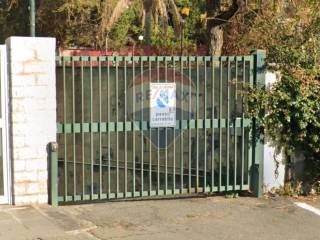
[248,69,320,163]
[229,0,320,184]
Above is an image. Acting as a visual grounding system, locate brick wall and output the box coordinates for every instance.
[6,37,56,205]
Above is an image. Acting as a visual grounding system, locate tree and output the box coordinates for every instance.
[241,0,320,186]
[100,0,135,49]
[141,0,183,45]
[0,0,274,54]
[209,0,239,55]
[0,0,29,42]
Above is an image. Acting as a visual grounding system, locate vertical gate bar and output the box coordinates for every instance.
[107,59,111,198]
[164,59,168,194]
[98,58,102,197]
[248,58,254,188]
[251,50,265,197]
[180,57,184,193]
[211,58,215,192]
[116,57,119,197]
[124,59,128,197]
[148,58,152,195]
[233,58,238,190]
[172,58,176,193]
[188,57,192,192]
[63,57,67,200]
[156,58,160,194]
[241,57,245,188]
[196,57,199,192]
[140,59,144,196]
[219,57,222,191]
[72,58,76,198]
[204,59,208,192]
[132,58,136,196]
[81,58,85,197]
[90,58,93,198]
[226,57,230,191]
[50,142,58,206]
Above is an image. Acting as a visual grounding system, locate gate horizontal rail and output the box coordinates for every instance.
[57,118,251,133]
[52,53,265,205]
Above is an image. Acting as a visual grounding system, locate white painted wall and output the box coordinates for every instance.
[263,71,286,191]
[264,142,286,191]
[6,37,56,205]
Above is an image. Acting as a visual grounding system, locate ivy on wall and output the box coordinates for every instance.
[238,0,320,186]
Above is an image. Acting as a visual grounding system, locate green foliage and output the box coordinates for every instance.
[0,0,208,50]
[108,0,142,50]
[174,0,207,44]
[248,70,320,155]
[107,0,206,52]
[0,1,29,42]
[148,0,206,54]
[150,25,196,55]
[242,0,320,183]
[55,0,101,47]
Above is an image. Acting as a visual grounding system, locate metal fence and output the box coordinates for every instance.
[50,51,265,205]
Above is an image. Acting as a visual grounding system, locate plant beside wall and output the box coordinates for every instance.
[225,0,320,194]
[248,69,320,192]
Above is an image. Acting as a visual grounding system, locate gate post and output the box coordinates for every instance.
[49,142,58,206]
[251,50,266,197]
[6,37,56,205]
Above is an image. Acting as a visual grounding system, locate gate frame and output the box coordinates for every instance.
[51,50,266,205]
[251,50,266,197]
[50,142,58,206]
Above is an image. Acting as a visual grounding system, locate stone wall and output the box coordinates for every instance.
[6,37,56,205]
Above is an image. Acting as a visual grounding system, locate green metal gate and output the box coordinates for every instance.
[50,50,265,205]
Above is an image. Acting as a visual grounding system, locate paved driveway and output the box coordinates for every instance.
[1,196,320,240]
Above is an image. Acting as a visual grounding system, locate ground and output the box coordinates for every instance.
[1,196,320,240]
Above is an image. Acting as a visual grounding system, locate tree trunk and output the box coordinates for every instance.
[144,11,152,45]
[100,0,133,48]
[209,26,223,56]
[207,0,243,56]
[101,0,133,33]
[155,0,169,37]
[284,151,293,183]
[168,0,182,37]
[143,0,153,45]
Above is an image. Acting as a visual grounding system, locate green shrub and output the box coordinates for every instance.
[238,0,320,184]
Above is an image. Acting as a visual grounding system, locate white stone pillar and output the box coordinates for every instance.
[6,37,56,205]
[263,71,285,191]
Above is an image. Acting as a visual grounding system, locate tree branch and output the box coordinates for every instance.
[207,0,245,29]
